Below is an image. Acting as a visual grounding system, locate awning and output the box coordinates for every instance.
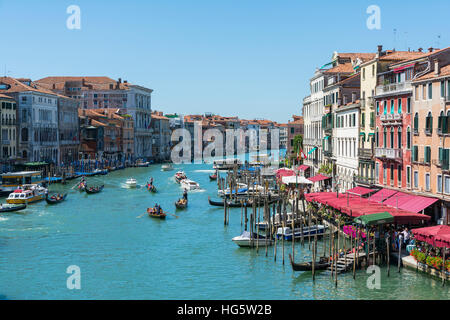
[383,192,439,213]
[367,133,375,142]
[346,186,375,196]
[276,168,295,179]
[282,175,313,185]
[393,63,415,74]
[435,233,450,249]
[297,165,310,171]
[412,225,450,246]
[308,147,318,155]
[368,188,398,203]
[324,136,330,140]
[308,174,331,183]
[354,212,394,226]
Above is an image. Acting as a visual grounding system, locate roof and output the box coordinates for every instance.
[36,76,132,91]
[382,192,439,213]
[413,64,450,82]
[379,51,427,61]
[368,188,398,203]
[337,52,376,62]
[323,63,354,74]
[0,93,14,100]
[390,47,450,67]
[0,77,59,96]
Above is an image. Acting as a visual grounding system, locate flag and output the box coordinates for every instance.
[299,148,307,160]
[308,147,317,155]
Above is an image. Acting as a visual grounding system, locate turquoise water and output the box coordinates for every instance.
[0,161,449,300]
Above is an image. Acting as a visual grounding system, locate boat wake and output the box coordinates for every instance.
[0,216,8,222]
[193,170,215,173]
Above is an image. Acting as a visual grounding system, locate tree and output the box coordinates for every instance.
[293,134,303,155]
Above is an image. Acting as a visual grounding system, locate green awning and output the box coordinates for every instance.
[324,136,330,140]
[320,61,334,69]
[308,147,318,155]
[354,212,394,226]
[367,133,375,142]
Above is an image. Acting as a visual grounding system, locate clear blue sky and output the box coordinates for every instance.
[0,0,448,123]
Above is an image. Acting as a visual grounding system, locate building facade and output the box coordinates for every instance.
[0,93,17,167]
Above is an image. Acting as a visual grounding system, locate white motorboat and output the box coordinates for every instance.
[218,183,248,197]
[161,163,173,171]
[125,178,137,188]
[232,231,274,248]
[276,225,327,241]
[180,179,200,191]
[6,184,48,204]
[174,171,187,183]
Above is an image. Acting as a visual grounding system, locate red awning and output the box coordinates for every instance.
[308,174,331,183]
[368,188,398,203]
[276,168,295,179]
[393,63,415,73]
[435,233,450,249]
[412,225,450,246]
[297,165,310,171]
[383,192,439,213]
[346,186,375,196]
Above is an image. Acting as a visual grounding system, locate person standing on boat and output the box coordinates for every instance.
[183,189,188,201]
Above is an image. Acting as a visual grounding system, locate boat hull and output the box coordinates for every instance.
[6,194,45,204]
[0,204,27,212]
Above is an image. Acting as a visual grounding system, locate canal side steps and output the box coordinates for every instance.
[323,252,369,275]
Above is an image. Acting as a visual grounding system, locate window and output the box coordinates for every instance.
[390,127,394,148]
[425,173,430,191]
[398,165,402,184]
[439,111,444,134]
[390,99,395,114]
[370,112,375,128]
[407,166,411,186]
[383,101,387,114]
[383,164,387,183]
[442,81,446,98]
[383,128,387,148]
[376,128,379,147]
[414,113,419,134]
[398,98,402,113]
[376,162,379,182]
[414,171,419,189]
[407,97,411,113]
[428,83,433,100]
[425,112,433,134]
[398,127,402,148]
[390,164,394,182]
[361,113,365,127]
[424,146,431,163]
[407,127,411,149]
[412,145,419,162]
[446,176,450,194]
[376,101,380,115]
[437,175,442,193]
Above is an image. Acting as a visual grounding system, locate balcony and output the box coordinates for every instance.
[1,140,10,145]
[354,175,375,186]
[432,159,450,170]
[359,148,373,159]
[324,150,333,157]
[375,147,402,160]
[380,113,402,125]
[375,82,412,97]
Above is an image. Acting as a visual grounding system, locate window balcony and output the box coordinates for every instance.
[359,148,373,159]
[375,147,402,160]
[375,82,412,96]
[380,113,402,124]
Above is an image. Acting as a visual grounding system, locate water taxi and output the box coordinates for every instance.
[180,179,200,191]
[0,171,44,196]
[213,158,242,171]
[6,184,48,204]
[125,178,137,188]
[161,163,173,171]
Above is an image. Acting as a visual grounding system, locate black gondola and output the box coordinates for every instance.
[209,174,217,181]
[147,184,157,193]
[208,196,276,208]
[45,193,68,205]
[175,198,188,210]
[0,203,27,213]
[288,254,330,272]
[85,185,104,194]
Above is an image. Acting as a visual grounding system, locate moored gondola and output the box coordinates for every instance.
[85,185,104,194]
[209,174,217,181]
[0,203,27,213]
[288,254,330,272]
[208,196,276,208]
[45,193,67,205]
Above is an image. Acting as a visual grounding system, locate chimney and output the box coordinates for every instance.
[124,80,128,84]
[118,78,122,83]
[435,59,440,76]
[377,45,383,58]
[428,47,434,53]
[418,48,423,52]
[52,83,56,89]
[109,84,113,90]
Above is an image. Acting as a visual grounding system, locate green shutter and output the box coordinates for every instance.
[439,147,443,163]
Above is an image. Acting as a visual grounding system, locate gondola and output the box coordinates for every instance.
[77,182,86,192]
[175,198,188,210]
[288,254,330,272]
[85,185,104,194]
[208,196,276,208]
[45,193,67,205]
[147,207,167,219]
[209,174,217,181]
[0,203,27,213]
[147,184,157,193]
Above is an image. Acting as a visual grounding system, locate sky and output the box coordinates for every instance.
[0,0,448,123]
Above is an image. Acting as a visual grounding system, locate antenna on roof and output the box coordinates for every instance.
[436,35,441,48]
[393,28,397,51]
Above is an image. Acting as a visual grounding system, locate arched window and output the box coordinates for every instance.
[426,112,433,134]
[376,128,379,147]
[398,127,402,149]
[22,150,27,159]
[414,113,419,134]
[383,127,387,148]
[390,127,394,148]
[439,110,444,134]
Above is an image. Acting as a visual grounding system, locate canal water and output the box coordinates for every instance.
[0,161,448,300]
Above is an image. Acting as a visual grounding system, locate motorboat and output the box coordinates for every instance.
[135,159,150,167]
[0,203,27,213]
[6,184,48,204]
[161,163,173,171]
[174,171,187,183]
[276,225,327,241]
[180,179,200,191]
[217,183,248,197]
[125,178,137,188]
[232,231,274,248]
